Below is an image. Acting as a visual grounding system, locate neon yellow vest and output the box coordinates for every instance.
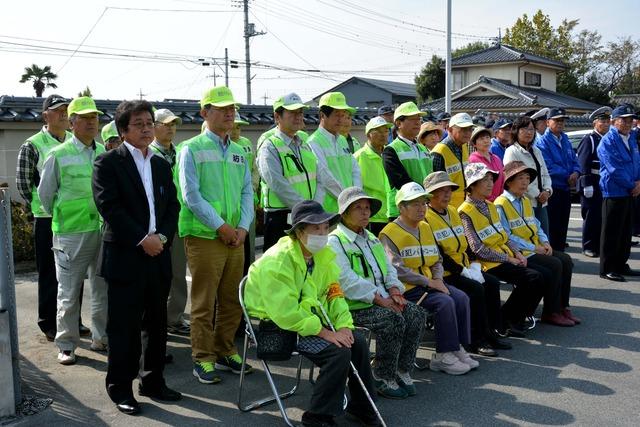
[494,195,540,257]
[50,140,105,234]
[432,142,469,209]
[386,137,433,218]
[261,134,317,209]
[354,144,389,223]
[232,136,255,170]
[177,134,247,239]
[308,129,355,213]
[458,200,513,271]
[425,205,469,276]
[332,228,388,311]
[27,130,72,217]
[379,221,440,291]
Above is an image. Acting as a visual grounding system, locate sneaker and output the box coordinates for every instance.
[167,321,190,335]
[396,371,416,396]
[90,340,108,352]
[79,323,91,337]
[373,377,407,399]
[215,354,253,375]
[429,352,470,375]
[57,350,76,365]
[454,346,479,369]
[192,361,221,384]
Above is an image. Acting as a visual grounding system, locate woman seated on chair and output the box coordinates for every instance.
[379,182,476,376]
[328,187,425,400]
[244,200,381,427]
[458,162,545,337]
[423,172,512,357]
[495,161,580,327]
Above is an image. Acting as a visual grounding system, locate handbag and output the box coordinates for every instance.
[256,320,298,361]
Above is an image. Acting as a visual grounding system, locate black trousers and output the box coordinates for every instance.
[263,210,290,252]
[34,217,58,333]
[547,188,571,251]
[527,252,573,313]
[105,258,171,401]
[486,263,544,324]
[600,196,633,275]
[367,221,387,238]
[633,196,640,236]
[444,272,501,346]
[580,189,602,253]
[301,332,376,417]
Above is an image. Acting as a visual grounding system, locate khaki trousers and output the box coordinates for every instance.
[185,236,244,362]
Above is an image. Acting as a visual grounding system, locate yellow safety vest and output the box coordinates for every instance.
[458,200,513,271]
[425,205,469,276]
[379,221,440,291]
[432,142,469,208]
[494,194,540,256]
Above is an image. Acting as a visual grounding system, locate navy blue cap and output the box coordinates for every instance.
[611,104,637,119]
[472,115,486,125]
[436,112,451,121]
[547,107,568,120]
[284,200,340,234]
[492,118,512,131]
[588,106,612,121]
[377,105,394,115]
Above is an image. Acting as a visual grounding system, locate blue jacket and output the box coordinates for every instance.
[597,127,640,198]
[489,138,507,161]
[537,129,580,191]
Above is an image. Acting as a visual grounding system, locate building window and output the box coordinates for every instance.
[452,71,465,91]
[524,71,541,87]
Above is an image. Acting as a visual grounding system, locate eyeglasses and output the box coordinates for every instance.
[130,121,155,129]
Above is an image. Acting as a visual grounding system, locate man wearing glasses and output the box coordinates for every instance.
[177,86,254,384]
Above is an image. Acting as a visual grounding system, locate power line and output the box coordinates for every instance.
[58,7,108,72]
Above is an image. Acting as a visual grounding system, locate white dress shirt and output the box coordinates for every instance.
[123,141,156,237]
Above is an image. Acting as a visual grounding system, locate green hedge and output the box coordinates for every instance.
[11,201,34,262]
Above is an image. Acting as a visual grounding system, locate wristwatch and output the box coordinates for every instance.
[157,233,168,245]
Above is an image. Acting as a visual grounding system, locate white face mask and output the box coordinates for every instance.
[303,233,328,254]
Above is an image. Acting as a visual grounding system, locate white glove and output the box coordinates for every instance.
[461,267,474,280]
[469,262,485,284]
[583,186,594,198]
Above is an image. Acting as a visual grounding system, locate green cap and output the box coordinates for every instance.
[365,116,393,135]
[393,102,426,121]
[234,111,249,125]
[200,86,238,109]
[273,92,308,112]
[68,96,103,116]
[101,121,119,142]
[318,92,356,115]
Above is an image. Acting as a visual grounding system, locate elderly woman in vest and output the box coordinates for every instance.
[495,161,580,327]
[459,163,545,337]
[379,182,475,376]
[329,187,425,399]
[244,200,380,427]
[423,172,511,357]
[468,126,505,202]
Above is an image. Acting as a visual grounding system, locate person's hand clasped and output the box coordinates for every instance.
[141,234,163,256]
[318,327,353,348]
[428,278,450,295]
[537,190,550,204]
[230,228,248,248]
[217,223,237,246]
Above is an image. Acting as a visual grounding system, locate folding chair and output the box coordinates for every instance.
[237,277,303,427]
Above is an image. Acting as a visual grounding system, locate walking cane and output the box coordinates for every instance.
[315,304,387,427]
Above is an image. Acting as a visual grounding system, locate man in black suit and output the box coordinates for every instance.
[92,100,181,415]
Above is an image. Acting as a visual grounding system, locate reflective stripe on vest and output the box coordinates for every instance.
[177,134,247,239]
[261,135,317,209]
[333,228,388,311]
[50,141,104,234]
[494,195,539,256]
[28,130,71,217]
[432,142,469,209]
[386,138,433,218]
[354,144,389,223]
[458,201,513,271]
[309,130,354,213]
[379,221,439,291]
[425,205,469,276]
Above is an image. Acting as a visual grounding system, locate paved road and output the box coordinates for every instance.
[4,206,640,426]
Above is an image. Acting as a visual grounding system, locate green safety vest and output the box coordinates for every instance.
[232,136,255,169]
[354,144,389,223]
[176,133,247,240]
[49,140,105,234]
[27,130,72,217]
[386,137,432,218]
[332,228,388,311]
[261,134,317,209]
[308,129,355,213]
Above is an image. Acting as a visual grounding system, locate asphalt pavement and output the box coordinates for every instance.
[4,205,640,426]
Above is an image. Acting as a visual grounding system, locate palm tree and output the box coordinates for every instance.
[19,64,58,97]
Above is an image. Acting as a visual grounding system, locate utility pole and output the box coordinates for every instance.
[138,88,146,100]
[261,93,268,105]
[445,0,452,114]
[225,48,229,87]
[242,0,265,105]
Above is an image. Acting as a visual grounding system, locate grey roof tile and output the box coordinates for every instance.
[452,44,566,69]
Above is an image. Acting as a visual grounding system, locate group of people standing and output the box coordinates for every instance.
[15,85,640,426]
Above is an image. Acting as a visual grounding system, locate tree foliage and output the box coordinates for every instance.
[19,64,58,97]
[78,86,93,97]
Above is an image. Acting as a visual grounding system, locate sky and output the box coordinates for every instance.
[1,0,637,106]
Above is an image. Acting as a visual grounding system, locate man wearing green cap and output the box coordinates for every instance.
[101,120,122,150]
[257,93,321,250]
[382,102,431,220]
[176,86,254,384]
[355,116,393,235]
[38,96,107,365]
[308,91,362,213]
